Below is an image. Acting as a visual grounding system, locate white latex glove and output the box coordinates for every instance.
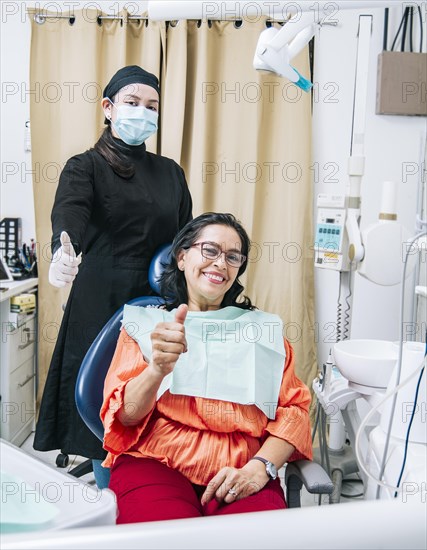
[49,231,82,288]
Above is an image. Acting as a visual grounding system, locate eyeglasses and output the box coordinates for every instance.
[190,242,246,268]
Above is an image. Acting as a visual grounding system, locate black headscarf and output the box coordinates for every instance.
[103,65,160,99]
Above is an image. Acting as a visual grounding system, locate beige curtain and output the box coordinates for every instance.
[30,11,316,406]
[29,9,164,403]
[161,19,316,388]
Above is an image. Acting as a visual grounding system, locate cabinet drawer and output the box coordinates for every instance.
[2,317,36,373]
[1,356,35,441]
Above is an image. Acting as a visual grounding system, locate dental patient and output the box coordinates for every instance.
[101,212,312,523]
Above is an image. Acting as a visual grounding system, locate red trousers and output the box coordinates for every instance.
[109,455,287,524]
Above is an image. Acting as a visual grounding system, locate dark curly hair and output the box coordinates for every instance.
[159,212,255,311]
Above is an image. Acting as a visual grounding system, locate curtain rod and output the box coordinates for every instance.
[32,13,276,21]
[32,12,337,25]
[32,14,149,22]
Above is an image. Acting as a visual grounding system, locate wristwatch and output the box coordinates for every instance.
[249,456,278,480]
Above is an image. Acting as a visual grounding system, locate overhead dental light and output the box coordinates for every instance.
[253,12,315,92]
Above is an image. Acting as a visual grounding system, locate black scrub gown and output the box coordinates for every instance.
[33,139,192,460]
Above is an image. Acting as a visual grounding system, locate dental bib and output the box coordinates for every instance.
[122,305,286,419]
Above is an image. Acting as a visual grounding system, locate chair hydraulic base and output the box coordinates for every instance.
[56,451,93,478]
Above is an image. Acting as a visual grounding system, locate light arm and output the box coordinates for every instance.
[253,14,315,91]
[267,12,315,53]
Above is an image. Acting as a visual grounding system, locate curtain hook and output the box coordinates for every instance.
[34,14,46,24]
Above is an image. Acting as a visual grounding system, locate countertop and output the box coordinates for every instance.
[0,278,38,303]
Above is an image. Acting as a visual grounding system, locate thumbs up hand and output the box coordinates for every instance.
[48,231,82,288]
[174,303,188,326]
[149,304,188,377]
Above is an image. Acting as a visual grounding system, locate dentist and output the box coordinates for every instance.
[34,65,193,489]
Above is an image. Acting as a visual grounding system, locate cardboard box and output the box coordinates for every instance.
[376,51,427,116]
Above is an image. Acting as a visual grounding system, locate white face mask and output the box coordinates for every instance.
[109,101,158,146]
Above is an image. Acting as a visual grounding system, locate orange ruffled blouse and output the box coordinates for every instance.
[101,328,313,486]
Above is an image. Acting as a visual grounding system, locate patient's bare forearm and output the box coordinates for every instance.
[117,367,164,426]
[255,435,295,469]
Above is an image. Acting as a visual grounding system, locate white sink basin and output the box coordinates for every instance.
[333,339,398,390]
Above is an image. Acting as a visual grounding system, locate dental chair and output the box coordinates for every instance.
[75,244,333,507]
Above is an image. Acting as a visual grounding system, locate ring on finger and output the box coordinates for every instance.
[228,488,238,497]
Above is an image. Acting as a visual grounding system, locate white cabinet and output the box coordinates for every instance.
[0,278,38,446]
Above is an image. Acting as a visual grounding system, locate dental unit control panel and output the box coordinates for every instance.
[314,194,349,271]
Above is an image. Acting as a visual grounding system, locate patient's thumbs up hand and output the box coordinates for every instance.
[149,304,188,377]
[174,304,188,325]
[175,304,188,353]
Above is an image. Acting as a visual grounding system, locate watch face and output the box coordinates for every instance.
[266,461,277,480]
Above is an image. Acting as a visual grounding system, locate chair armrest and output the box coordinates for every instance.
[285,460,334,508]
